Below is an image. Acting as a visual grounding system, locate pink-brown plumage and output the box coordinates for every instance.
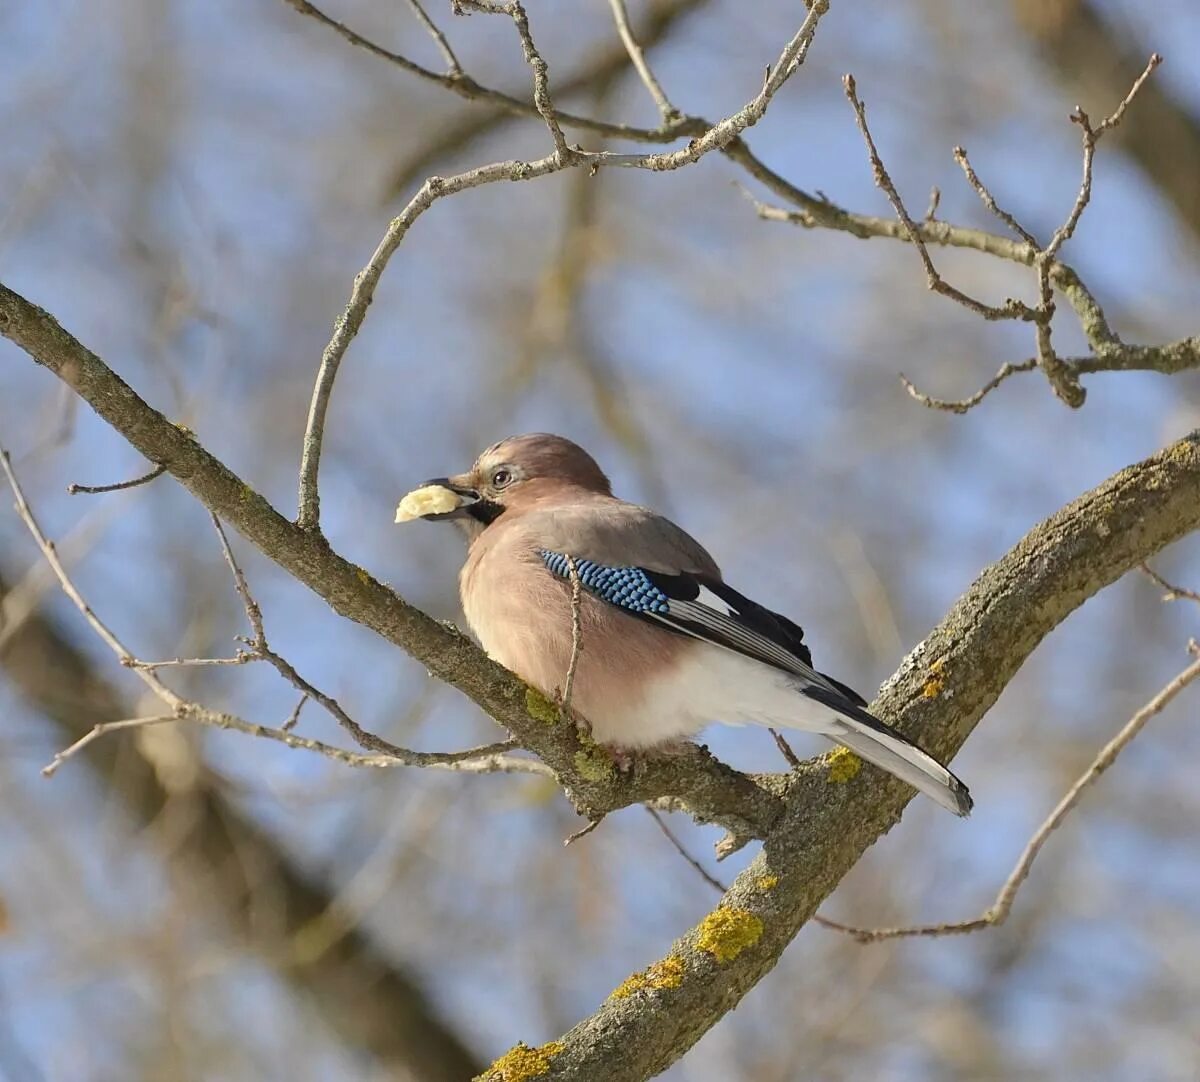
[398,433,973,814]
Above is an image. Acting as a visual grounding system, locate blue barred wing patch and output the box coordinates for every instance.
[539,551,670,614]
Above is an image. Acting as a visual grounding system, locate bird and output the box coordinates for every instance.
[395,433,971,816]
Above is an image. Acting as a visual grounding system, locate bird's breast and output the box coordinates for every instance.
[459,542,691,746]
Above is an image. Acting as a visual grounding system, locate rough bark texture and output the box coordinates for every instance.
[0,568,484,1082]
[4,280,1200,1078]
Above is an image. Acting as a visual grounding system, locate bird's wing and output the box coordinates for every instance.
[540,551,831,685]
[528,499,863,697]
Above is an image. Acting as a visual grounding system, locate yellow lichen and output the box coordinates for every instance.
[756,874,779,892]
[354,566,371,587]
[923,658,947,699]
[825,746,862,784]
[479,1041,565,1082]
[573,748,615,782]
[609,955,685,999]
[524,687,559,725]
[696,906,763,964]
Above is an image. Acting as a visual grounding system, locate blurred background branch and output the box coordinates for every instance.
[0,565,483,1080]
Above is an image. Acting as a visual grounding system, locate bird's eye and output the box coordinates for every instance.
[490,468,513,489]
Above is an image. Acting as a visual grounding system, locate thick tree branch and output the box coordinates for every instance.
[0,281,784,844]
[4,282,1200,1078]
[525,429,1200,1081]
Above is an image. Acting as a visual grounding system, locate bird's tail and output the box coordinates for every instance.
[805,686,972,816]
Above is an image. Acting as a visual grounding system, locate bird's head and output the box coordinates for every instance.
[395,433,611,538]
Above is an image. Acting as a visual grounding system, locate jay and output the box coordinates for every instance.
[396,433,971,816]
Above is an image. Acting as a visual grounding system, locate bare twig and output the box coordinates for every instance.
[645,806,727,894]
[42,715,178,777]
[953,146,1037,246]
[1028,53,1161,406]
[287,0,1182,415]
[564,817,603,846]
[208,512,523,764]
[128,654,251,668]
[607,0,680,122]
[67,463,166,495]
[282,692,309,732]
[454,0,573,161]
[843,74,1036,325]
[0,443,547,780]
[923,185,940,222]
[1045,52,1163,265]
[285,0,696,146]
[591,2,826,172]
[819,650,1200,943]
[406,0,462,75]
[208,512,265,638]
[561,555,584,717]
[1141,563,1200,606]
[899,359,1038,414]
[296,2,830,529]
[768,728,802,769]
[842,57,1163,410]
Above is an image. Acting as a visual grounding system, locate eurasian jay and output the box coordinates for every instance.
[396,433,971,816]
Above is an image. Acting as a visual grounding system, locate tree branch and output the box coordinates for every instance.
[295,0,830,531]
[4,282,1200,1078]
[0,280,784,843]
[525,428,1200,1080]
[815,645,1200,943]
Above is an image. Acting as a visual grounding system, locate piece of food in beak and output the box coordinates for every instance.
[394,484,462,523]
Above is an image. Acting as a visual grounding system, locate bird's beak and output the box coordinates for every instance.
[394,476,481,523]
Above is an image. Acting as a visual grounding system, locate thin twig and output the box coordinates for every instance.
[282,692,309,732]
[42,716,179,778]
[607,0,679,122]
[127,654,251,669]
[0,443,549,779]
[296,1,830,529]
[208,513,520,763]
[898,359,1038,414]
[1030,53,1160,406]
[645,806,726,894]
[286,0,700,147]
[405,0,462,74]
[67,463,166,495]
[454,0,573,161]
[818,651,1200,943]
[768,728,802,769]
[563,817,603,846]
[209,512,265,638]
[952,146,1037,246]
[561,555,584,717]
[923,185,940,223]
[841,57,1161,411]
[1140,563,1200,606]
[287,0,1180,410]
[843,74,1036,325]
